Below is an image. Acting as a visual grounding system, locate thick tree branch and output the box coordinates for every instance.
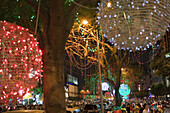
[66,39,88,57]
[65,0,99,38]
[120,50,128,65]
[25,0,50,50]
[105,78,116,88]
[68,49,83,58]
[87,56,105,68]
[25,0,48,20]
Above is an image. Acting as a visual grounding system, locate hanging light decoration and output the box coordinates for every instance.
[0,21,43,104]
[97,0,170,50]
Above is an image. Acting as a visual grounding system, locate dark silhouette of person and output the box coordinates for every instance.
[126,103,130,113]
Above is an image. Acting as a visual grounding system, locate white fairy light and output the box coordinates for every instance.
[97,0,170,50]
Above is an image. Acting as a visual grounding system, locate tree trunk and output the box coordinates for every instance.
[43,48,66,113]
[43,0,66,113]
[162,76,168,100]
[115,68,122,107]
[115,86,122,106]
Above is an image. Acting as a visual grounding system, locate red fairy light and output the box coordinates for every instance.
[14,92,17,95]
[17,26,20,29]
[13,35,16,38]
[0,21,43,105]
[12,41,16,44]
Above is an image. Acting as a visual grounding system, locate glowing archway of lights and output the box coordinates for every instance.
[97,0,170,51]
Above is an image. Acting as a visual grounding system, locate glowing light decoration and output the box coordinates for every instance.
[97,0,170,50]
[102,82,109,91]
[0,21,43,104]
[119,84,130,96]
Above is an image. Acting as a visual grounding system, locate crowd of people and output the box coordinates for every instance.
[121,100,169,113]
[0,104,44,113]
[0,99,169,113]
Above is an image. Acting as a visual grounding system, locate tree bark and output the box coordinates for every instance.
[43,0,66,113]
[115,86,122,106]
[43,49,66,113]
[162,76,168,100]
[115,68,122,106]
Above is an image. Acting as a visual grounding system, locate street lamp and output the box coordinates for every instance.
[80,89,86,99]
[82,20,88,25]
[107,2,112,8]
[80,89,85,94]
[86,90,90,94]
[138,85,141,91]
[80,89,91,99]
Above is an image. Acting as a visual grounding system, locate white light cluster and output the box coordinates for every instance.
[97,0,170,51]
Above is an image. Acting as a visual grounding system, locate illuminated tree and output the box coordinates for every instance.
[150,35,170,99]
[121,64,144,90]
[151,83,165,99]
[66,21,132,107]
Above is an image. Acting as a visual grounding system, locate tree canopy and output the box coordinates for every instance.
[150,41,170,87]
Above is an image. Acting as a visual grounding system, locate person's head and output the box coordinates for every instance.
[143,104,149,110]
[137,103,141,108]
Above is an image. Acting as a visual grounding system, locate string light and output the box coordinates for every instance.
[0,21,43,104]
[66,50,94,70]
[65,14,101,70]
[97,0,169,51]
[134,43,162,64]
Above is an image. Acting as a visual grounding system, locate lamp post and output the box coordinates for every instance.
[97,30,104,113]
[82,20,104,113]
